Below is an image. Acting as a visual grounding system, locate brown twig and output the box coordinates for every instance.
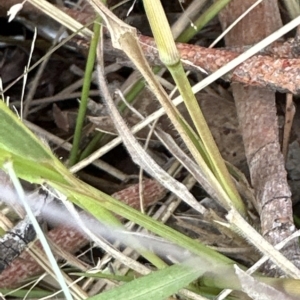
[71,33,300,94]
[135,35,300,94]
[218,0,300,275]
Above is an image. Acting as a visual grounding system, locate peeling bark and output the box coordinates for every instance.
[218,0,300,275]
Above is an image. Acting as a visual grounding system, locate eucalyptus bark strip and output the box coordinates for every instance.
[113,35,300,94]
[218,0,300,274]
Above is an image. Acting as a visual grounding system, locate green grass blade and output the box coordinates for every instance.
[69,19,101,166]
[89,259,205,300]
[0,100,54,162]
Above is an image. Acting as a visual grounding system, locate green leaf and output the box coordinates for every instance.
[0,101,55,162]
[89,259,204,300]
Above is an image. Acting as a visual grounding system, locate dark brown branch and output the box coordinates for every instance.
[218,0,300,276]
[77,34,300,94]
[137,35,300,94]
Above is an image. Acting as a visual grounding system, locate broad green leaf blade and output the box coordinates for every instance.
[0,148,67,185]
[0,101,55,162]
[0,102,83,188]
[89,259,205,300]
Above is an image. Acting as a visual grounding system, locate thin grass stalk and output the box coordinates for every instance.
[69,20,101,166]
[143,0,245,215]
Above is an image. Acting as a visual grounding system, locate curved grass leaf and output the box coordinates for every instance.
[0,101,55,162]
[89,258,205,300]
